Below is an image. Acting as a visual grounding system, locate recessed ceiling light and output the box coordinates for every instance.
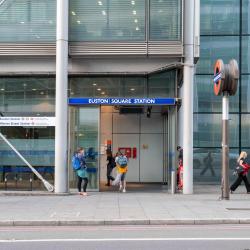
[93,83,97,86]
[72,11,76,15]
[136,27,140,31]
[40,91,44,95]
[97,88,101,91]
[32,89,37,91]
[133,10,137,15]
[134,19,138,23]
[71,92,74,95]
[102,10,106,15]
[101,92,105,95]
[131,0,135,5]
[20,21,25,24]
[0,88,5,91]
[77,20,81,24]
[23,83,27,87]
[130,88,135,91]
[98,1,103,5]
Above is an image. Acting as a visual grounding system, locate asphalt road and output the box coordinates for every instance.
[0,224,250,250]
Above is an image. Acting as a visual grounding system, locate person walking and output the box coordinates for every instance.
[75,147,89,196]
[113,151,128,193]
[105,150,115,186]
[230,151,250,194]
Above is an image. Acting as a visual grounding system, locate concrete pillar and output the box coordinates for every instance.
[183,0,195,194]
[55,0,69,193]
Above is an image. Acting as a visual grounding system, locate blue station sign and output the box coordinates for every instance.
[69,98,177,106]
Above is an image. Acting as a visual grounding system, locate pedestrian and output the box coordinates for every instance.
[230,151,250,194]
[177,146,183,162]
[105,150,115,186]
[75,147,89,196]
[112,151,128,193]
[200,151,215,176]
[176,146,183,187]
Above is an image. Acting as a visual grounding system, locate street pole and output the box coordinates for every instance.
[55,0,69,193]
[222,92,229,199]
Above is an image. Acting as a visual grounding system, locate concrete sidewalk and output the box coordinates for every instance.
[0,185,250,226]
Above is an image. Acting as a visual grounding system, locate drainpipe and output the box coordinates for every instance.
[183,0,195,194]
[55,0,69,193]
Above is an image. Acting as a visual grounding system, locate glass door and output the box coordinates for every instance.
[69,107,100,191]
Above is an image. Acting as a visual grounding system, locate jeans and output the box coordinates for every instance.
[77,176,88,192]
[230,174,250,192]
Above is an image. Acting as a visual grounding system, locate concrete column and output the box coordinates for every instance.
[55,0,69,193]
[183,0,195,194]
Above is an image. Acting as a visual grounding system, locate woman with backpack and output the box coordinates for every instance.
[73,147,89,196]
[113,151,128,193]
[230,151,250,194]
[105,150,116,186]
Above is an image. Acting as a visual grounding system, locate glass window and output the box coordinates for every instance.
[194,75,239,112]
[241,114,250,148]
[69,77,146,98]
[200,0,240,35]
[0,0,56,42]
[149,0,182,41]
[196,36,239,74]
[0,78,55,115]
[194,114,239,147]
[148,70,176,98]
[242,36,250,74]
[69,0,145,41]
[242,0,250,34]
[241,75,250,112]
[193,148,238,183]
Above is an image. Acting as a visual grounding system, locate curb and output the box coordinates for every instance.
[0,219,250,227]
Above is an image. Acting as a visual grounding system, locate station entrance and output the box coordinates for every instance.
[68,102,177,191]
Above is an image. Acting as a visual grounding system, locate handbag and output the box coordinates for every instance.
[233,165,244,175]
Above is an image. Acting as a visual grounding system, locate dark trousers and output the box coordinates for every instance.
[230,174,250,192]
[107,164,115,185]
[200,164,215,176]
[77,176,88,192]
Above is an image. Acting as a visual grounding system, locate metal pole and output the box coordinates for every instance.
[183,0,195,194]
[55,0,69,193]
[222,92,230,199]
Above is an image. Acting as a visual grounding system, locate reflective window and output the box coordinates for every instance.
[193,148,238,183]
[194,114,239,147]
[0,78,55,115]
[242,0,250,34]
[196,36,239,74]
[241,114,250,147]
[0,0,56,42]
[194,75,239,112]
[149,0,182,41]
[69,77,146,98]
[200,0,240,35]
[69,72,176,98]
[70,0,145,41]
[242,36,250,73]
[241,75,250,112]
[148,70,176,98]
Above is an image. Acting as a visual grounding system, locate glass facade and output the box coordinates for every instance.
[69,71,176,98]
[194,0,250,183]
[69,0,182,42]
[0,77,55,190]
[0,0,56,42]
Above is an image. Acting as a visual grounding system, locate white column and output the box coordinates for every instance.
[55,0,69,193]
[183,0,195,194]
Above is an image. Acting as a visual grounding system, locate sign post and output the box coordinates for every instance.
[213,59,239,200]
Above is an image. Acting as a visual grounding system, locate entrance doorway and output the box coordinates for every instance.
[68,104,178,191]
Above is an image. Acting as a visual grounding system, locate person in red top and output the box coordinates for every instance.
[230,151,250,194]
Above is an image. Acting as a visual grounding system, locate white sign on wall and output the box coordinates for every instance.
[0,117,55,127]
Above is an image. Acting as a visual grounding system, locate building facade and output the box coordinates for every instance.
[0,0,248,192]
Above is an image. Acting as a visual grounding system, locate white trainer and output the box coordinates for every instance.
[122,189,126,193]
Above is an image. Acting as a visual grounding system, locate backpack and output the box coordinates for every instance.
[117,155,128,168]
[72,154,81,171]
